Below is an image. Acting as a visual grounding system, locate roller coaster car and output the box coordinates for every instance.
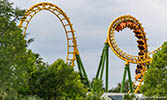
[137,40,145,45]
[120,21,126,29]
[116,25,122,32]
[133,29,142,34]
[135,68,141,74]
[138,51,144,56]
[141,63,146,67]
[135,74,142,80]
[138,45,146,50]
[116,22,126,32]
[141,64,146,71]
[135,33,144,39]
[135,68,144,80]
[137,64,142,69]
[126,21,133,28]
[130,23,139,30]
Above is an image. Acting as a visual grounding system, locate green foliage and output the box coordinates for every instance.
[0,0,27,98]
[109,80,130,93]
[91,79,104,96]
[141,42,167,97]
[0,0,25,21]
[22,59,87,100]
[86,79,105,100]
[0,0,43,99]
[18,50,48,96]
[123,94,136,100]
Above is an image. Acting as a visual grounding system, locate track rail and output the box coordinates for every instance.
[19,2,79,66]
[107,15,151,64]
[107,15,162,93]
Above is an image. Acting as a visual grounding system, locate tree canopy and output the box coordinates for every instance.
[22,59,87,100]
[109,80,130,93]
[0,0,27,97]
[0,0,48,99]
[141,42,167,97]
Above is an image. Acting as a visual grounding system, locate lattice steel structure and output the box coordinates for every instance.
[19,2,90,87]
[96,15,162,93]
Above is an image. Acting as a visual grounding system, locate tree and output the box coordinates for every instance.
[109,80,130,93]
[86,79,105,100]
[0,0,27,98]
[141,42,167,97]
[22,59,87,100]
[0,0,41,99]
[123,94,136,100]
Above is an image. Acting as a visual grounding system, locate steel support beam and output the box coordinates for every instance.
[127,63,133,93]
[96,47,105,79]
[105,43,109,92]
[120,62,133,93]
[95,43,109,92]
[76,54,90,88]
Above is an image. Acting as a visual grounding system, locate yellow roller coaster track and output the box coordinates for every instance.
[18,2,79,66]
[107,15,151,64]
[107,15,162,93]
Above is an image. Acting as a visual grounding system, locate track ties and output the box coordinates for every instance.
[67,37,76,40]
[61,17,69,20]
[68,52,74,54]
[69,45,75,47]
[67,30,75,33]
[64,24,70,26]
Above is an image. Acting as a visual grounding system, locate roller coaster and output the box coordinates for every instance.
[19,2,162,94]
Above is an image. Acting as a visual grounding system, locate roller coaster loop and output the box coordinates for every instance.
[19,2,90,87]
[96,15,162,93]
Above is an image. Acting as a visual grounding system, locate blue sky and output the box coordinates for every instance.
[10,0,167,89]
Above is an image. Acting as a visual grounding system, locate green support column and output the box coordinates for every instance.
[95,42,110,92]
[96,47,105,79]
[76,54,90,88]
[120,62,133,93]
[105,43,109,92]
[100,52,106,80]
[76,56,82,78]
[127,63,133,93]
[120,64,127,93]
